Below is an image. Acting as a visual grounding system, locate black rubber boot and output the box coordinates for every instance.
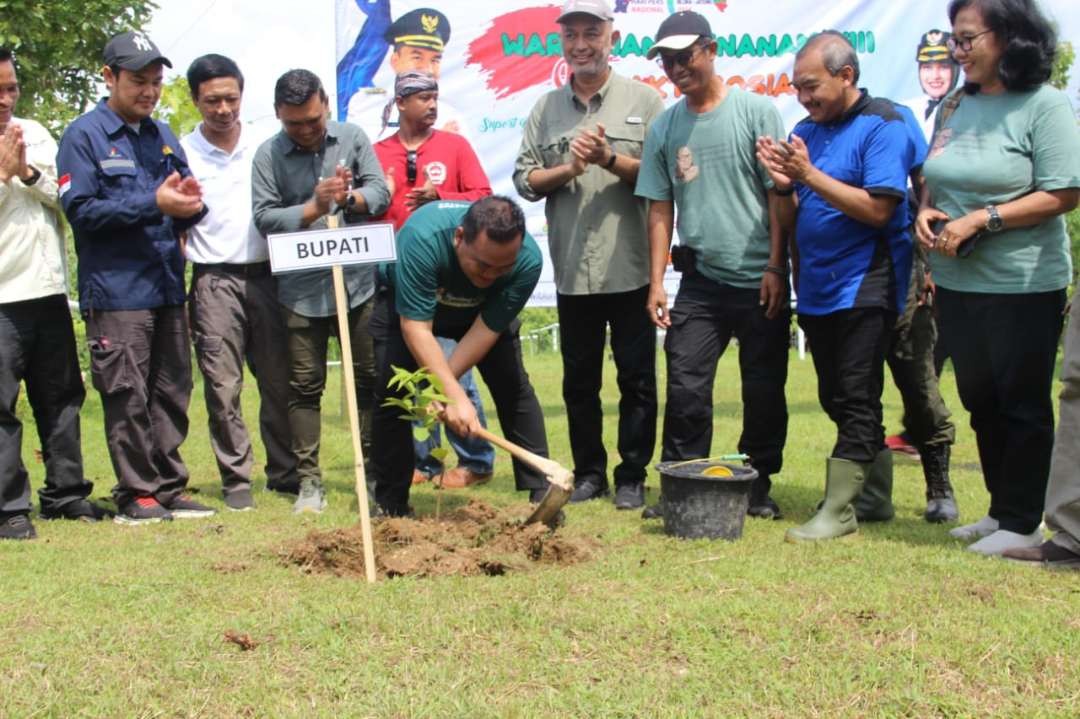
[854,449,895,522]
[922,443,959,523]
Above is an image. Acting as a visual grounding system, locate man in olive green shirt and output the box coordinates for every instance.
[513,0,664,509]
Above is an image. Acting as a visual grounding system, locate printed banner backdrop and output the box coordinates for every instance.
[334,0,1070,306]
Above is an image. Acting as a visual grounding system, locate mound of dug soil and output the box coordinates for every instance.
[282,500,595,579]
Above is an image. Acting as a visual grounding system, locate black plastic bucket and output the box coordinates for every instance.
[657,460,758,540]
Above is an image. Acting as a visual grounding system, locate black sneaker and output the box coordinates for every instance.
[0,514,36,540]
[115,497,173,525]
[641,501,664,520]
[224,488,255,512]
[614,482,645,510]
[747,496,782,520]
[569,477,609,503]
[162,494,216,519]
[40,499,115,522]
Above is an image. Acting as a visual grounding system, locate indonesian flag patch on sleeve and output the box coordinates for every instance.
[58,173,72,198]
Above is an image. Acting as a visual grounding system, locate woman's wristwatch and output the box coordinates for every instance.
[984,204,1004,232]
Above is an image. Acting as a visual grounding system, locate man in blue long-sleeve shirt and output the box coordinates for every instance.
[57,31,215,525]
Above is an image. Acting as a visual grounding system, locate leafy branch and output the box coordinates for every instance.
[382,365,453,517]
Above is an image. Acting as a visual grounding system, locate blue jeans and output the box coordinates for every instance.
[413,337,495,475]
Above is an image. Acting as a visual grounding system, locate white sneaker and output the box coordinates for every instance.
[949,515,999,540]
[967,529,1043,556]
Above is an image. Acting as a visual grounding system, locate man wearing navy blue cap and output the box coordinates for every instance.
[57,31,215,525]
[637,11,792,520]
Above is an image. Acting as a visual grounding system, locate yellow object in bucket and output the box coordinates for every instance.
[702,465,734,477]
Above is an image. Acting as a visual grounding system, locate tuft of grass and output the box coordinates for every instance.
[2,347,1078,718]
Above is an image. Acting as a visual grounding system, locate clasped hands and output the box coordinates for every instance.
[569,122,613,176]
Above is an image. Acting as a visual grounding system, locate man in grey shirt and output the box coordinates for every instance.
[514,0,664,509]
[251,69,390,513]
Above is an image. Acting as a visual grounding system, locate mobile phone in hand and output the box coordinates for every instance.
[931,218,979,258]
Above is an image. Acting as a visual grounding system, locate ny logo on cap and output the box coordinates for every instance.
[133,33,152,52]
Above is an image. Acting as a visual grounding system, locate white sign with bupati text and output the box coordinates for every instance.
[268,223,397,273]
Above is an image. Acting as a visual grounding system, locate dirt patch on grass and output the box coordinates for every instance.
[281,500,596,579]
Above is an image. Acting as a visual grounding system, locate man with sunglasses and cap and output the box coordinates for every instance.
[514,0,664,510]
[57,31,212,525]
[372,69,495,490]
[636,11,792,520]
[346,7,467,142]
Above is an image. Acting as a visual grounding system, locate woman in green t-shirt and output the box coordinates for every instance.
[916,0,1080,557]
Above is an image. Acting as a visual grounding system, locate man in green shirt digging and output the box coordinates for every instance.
[369,196,552,516]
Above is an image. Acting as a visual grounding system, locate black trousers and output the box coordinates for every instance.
[0,295,90,518]
[85,306,193,506]
[936,287,1066,534]
[369,291,549,514]
[661,275,790,478]
[556,286,657,487]
[799,307,893,464]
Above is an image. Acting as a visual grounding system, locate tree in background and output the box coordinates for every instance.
[155,76,201,137]
[0,0,157,136]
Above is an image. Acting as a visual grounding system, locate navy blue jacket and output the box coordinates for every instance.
[57,100,204,312]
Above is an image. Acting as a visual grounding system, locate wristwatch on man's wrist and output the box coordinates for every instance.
[345,191,357,211]
[22,164,42,186]
[984,204,1004,233]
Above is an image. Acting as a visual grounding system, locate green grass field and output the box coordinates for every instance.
[2,344,1078,718]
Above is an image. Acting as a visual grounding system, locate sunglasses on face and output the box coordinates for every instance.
[656,44,703,71]
[406,150,418,184]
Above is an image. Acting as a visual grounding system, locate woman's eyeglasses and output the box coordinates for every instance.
[946,29,992,53]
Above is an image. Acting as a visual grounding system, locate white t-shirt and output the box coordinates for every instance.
[181,124,268,264]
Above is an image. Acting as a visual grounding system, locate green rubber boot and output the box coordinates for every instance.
[854,449,895,522]
[785,457,867,542]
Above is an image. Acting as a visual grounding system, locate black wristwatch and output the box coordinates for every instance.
[22,164,42,187]
[984,204,1004,232]
[345,191,357,211]
[604,151,617,170]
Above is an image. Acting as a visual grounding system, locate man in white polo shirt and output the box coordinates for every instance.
[182,54,295,511]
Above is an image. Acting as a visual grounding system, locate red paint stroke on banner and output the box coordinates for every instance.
[465,6,562,99]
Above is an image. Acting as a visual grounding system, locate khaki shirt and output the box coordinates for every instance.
[513,72,663,295]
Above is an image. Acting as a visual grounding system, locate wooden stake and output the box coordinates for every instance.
[328,215,377,583]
